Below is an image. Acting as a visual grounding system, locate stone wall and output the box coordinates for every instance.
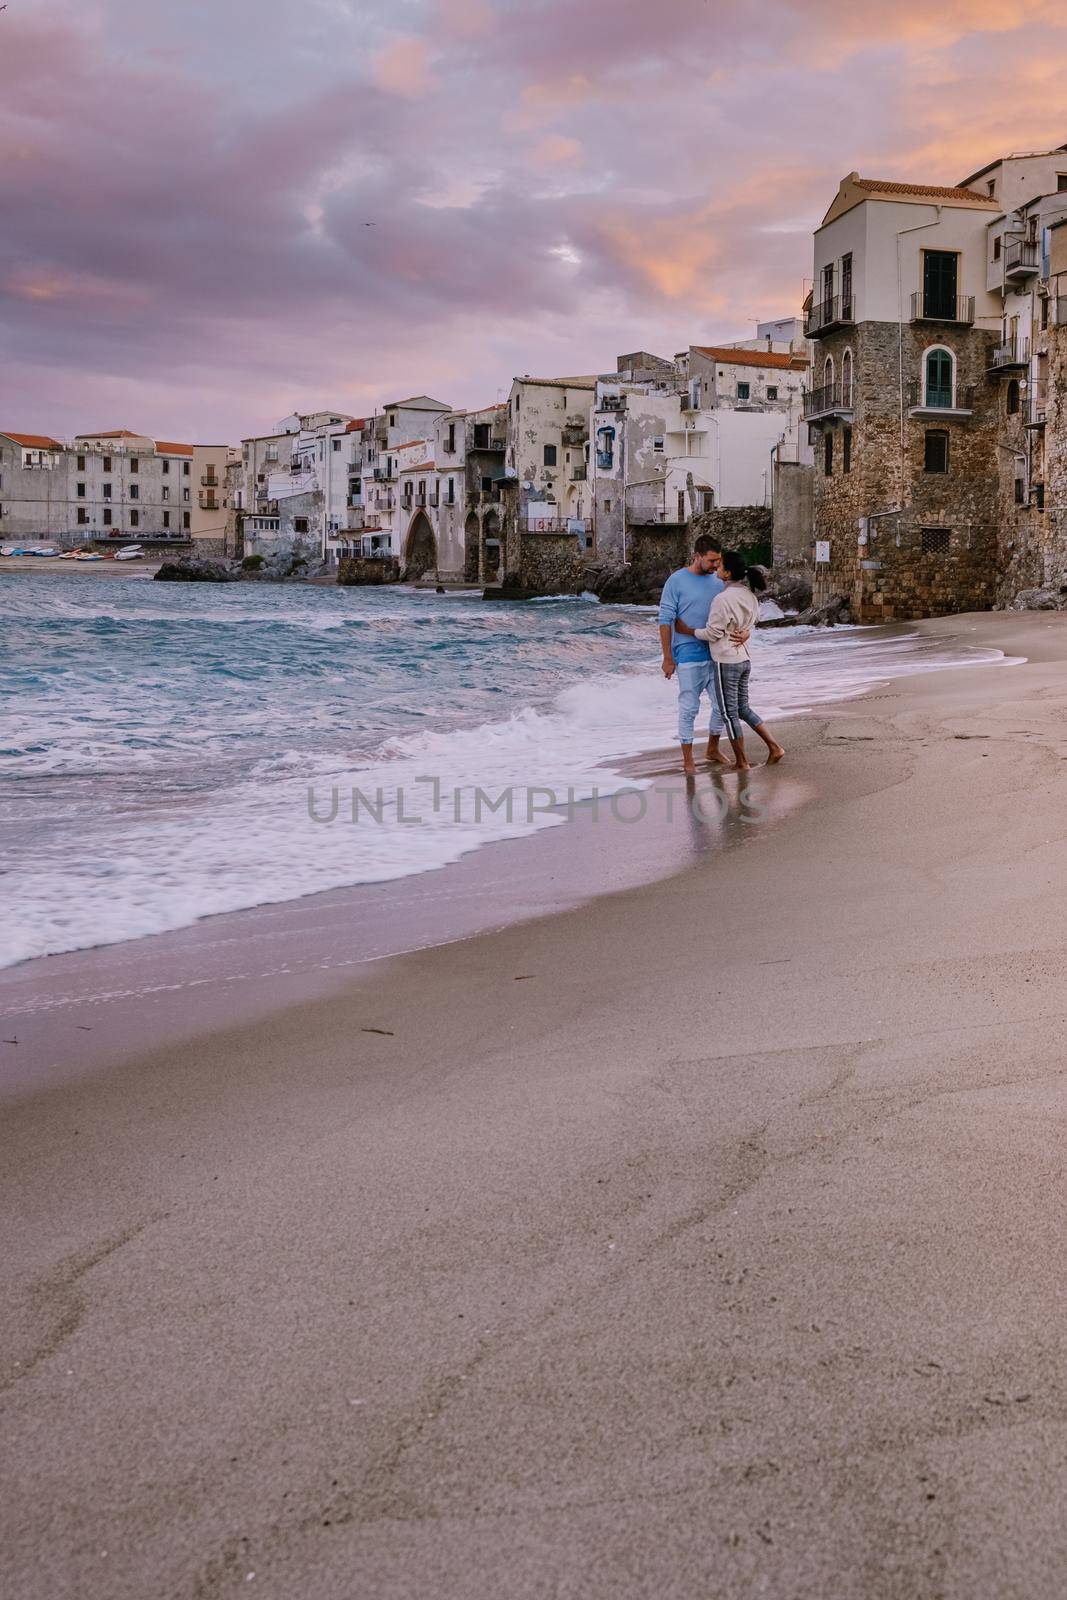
[691,505,773,560]
[811,320,999,620]
[1045,319,1067,590]
[772,459,814,566]
[517,532,585,595]
[337,555,400,586]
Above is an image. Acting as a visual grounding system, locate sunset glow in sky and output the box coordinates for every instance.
[4,0,1067,442]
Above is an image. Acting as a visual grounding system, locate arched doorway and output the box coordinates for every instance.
[481,511,501,583]
[464,512,480,584]
[403,511,436,580]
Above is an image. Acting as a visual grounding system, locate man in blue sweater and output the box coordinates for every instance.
[658,534,749,774]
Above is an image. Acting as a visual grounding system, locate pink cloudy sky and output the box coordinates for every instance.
[3,0,1067,444]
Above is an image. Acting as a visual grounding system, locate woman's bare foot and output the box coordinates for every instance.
[705,744,730,765]
[733,758,752,772]
[766,744,785,764]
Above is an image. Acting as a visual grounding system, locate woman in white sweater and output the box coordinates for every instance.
[694,551,784,770]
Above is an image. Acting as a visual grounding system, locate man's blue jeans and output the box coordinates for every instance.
[675,660,725,744]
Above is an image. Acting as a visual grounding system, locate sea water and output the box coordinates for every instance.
[0,574,1013,968]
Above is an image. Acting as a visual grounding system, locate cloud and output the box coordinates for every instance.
[371,36,437,99]
[4,0,1067,441]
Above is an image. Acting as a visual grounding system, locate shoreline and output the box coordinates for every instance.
[6,610,1067,1595]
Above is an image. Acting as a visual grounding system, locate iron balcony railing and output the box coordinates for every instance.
[988,338,1030,371]
[200,473,218,487]
[802,381,854,418]
[910,292,975,325]
[804,296,854,337]
[1004,239,1040,277]
[906,380,976,412]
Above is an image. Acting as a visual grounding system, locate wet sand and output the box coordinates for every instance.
[4,611,1067,1598]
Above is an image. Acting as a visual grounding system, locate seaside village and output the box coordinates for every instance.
[8,142,1067,619]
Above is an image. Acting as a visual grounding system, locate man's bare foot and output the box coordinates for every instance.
[734,759,752,772]
[766,745,785,764]
[705,745,730,765]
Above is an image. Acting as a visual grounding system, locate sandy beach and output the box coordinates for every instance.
[5,610,1067,1599]
[0,555,161,576]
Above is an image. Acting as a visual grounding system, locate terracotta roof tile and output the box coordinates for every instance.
[854,178,998,205]
[2,431,63,450]
[154,440,194,456]
[77,428,141,438]
[693,346,807,371]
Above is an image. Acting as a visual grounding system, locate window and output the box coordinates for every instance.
[183,461,190,476]
[767,387,778,401]
[1035,483,1046,510]
[1014,478,1025,504]
[130,509,139,528]
[129,483,139,500]
[824,432,833,476]
[447,479,455,505]
[130,457,138,473]
[843,426,852,473]
[103,482,112,500]
[77,454,86,471]
[1059,176,1067,193]
[653,435,664,453]
[163,510,171,528]
[162,459,170,474]
[822,261,834,305]
[183,512,190,530]
[924,430,949,473]
[603,499,612,513]
[294,517,309,533]
[924,347,954,408]
[677,491,686,521]
[921,527,951,554]
[77,508,88,525]
[841,252,853,315]
[736,382,750,401]
[1042,296,1050,331]
[823,354,834,393]
[922,250,958,319]
[842,349,853,403]
[1007,380,1020,415]
[183,488,190,502]
[544,444,557,466]
[993,237,1001,260]
[103,456,112,472]
[77,481,86,498]
[103,508,112,526]
[446,423,456,453]
[332,438,341,452]
[988,180,996,197]
[162,485,170,501]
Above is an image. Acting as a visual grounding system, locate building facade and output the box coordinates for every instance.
[0,429,228,546]
[806,173,1003,620]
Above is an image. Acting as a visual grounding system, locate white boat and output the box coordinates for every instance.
[30,545,60,557]
[114,544,144,561]
[74,551,104,562]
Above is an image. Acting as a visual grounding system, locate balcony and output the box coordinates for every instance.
[470,427,504,452]
[200,473,219,488]
[910,292,975,325]
[1025,389,1047,429]
[906,380,975,417]
[373,466,394,481]
[680,394,699,412]
[198,492,220,510]
[804,296,854,338]
[988,338,1030,374]
[1004,239,1040,280]
[571,465,587,481]
[802,381,854,421]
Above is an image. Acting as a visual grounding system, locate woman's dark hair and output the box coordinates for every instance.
[720,549,767,592]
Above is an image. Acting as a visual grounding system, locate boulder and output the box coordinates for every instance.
[337,555,401,586]
[767,570,813,613]
[154,558,238,582]
[1012,587,1063,611]
[796,594,851,627]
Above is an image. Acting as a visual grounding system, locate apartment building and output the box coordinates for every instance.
[240,410,358,558]
[0,429,228,544]
[805,172,1003,620]
[501,375,597,576]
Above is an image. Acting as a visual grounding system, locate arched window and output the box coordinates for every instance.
[823,354,834,399]
[842,349,854,405]
[1006,379,1020,416]
[924,347,954,409]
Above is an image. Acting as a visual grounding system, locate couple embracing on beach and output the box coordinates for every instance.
[659,534,785,775]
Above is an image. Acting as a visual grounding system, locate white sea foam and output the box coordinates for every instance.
[0,576,1019,968]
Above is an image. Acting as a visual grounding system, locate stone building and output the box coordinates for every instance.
[806,172,1003,620]
[0,428,228,546]
[240,410,359,561]
[501,375,597,584]
[1042,219,1067,590]
[959,149,1067,599]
